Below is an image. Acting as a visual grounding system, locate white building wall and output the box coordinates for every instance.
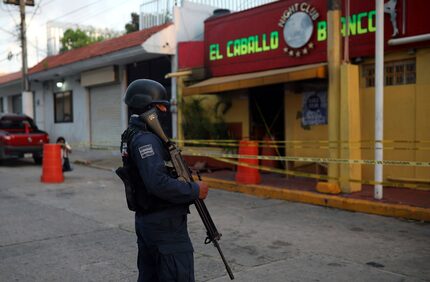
[33,65,128,149]
[0,84,20,114]
[167,2,215,137]
[31,82,45,129]
[42,75,91,148]
[174,1,215,42]
[46,21,121,56]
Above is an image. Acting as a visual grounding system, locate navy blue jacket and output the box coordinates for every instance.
[128,116,199,218]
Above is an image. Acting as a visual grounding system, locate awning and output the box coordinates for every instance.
[184,63,327,96]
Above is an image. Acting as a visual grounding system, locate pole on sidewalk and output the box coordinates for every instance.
[327,0,342,187]
[165,70,191,148]
[19,0,34,118]
[19,0,29,93]
[374,0,384,200]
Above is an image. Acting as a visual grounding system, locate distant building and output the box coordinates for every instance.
[46,21,122,56]
[139,0,278,29]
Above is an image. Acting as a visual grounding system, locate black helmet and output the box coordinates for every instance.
[124,79,169,113]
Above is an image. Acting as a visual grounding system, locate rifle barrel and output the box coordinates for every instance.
[213,240,235,280]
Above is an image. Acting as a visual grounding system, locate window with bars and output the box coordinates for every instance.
[54,91,73,123]
[363,60,416,87]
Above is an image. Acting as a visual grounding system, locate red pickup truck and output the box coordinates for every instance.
[0,113,49,164]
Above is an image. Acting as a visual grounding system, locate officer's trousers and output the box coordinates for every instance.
[135,213,195,282]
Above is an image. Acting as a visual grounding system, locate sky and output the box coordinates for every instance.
[0,0,143,74]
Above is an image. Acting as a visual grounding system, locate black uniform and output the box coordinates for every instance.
[126,115,199,282]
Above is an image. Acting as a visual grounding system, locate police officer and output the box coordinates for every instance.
[122,79,209,282]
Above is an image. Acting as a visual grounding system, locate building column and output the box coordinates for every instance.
[22,91,34,118]
[318,0,342,193]
[177,76,185,147]
[120,66,128,130]
[340,63,362,192]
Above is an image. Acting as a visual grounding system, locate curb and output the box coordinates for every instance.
[73,160,116,172]
[202,176,430,222]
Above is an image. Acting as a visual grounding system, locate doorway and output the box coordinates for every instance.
[249,84,284,142]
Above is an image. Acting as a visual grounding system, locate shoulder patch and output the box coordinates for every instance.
[138,144,155,159]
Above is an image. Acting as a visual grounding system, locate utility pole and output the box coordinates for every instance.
[4,0,35,117]
[19,0,29,92]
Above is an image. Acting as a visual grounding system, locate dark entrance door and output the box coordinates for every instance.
[249,84,285,169]
[249,84,284,142]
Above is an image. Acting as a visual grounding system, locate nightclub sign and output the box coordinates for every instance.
[278,2,319,57]
[209,31,279,61]
[209,2,320,61]
[204,0,428,77]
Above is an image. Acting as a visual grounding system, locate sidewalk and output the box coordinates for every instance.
[71,149,430,222]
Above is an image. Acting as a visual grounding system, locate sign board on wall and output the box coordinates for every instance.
[204,0,430,77]
[302,91,327,126]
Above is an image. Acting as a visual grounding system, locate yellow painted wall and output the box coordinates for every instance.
[222,90,250,139]
[183,47,430,183]
[184,90,249,140]
[284,89,328,160]
[359,48,430,181]
[415,48,430,179]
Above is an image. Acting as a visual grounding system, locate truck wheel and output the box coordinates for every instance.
[33,156,43,165]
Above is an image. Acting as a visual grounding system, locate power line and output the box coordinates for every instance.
[1,0,140,69]
[77,0,133,27]
[26,38,47,55]
[28,0,44,26]
[53,0,139,30]
[0,26,17,37]
[47,0,102,23]
[4,3,19,27]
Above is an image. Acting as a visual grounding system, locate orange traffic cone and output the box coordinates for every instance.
[41,144,64,183]
[235,140,260,184]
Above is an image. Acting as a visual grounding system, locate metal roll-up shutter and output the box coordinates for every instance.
[90,84,122,148]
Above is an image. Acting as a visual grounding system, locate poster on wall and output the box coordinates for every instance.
[302,91,327,126]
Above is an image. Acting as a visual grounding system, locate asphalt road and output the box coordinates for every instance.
[0,158,429,282]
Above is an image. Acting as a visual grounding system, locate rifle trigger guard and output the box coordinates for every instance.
[204,237,212,244]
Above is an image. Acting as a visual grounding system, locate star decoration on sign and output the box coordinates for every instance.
[283,41,315,57]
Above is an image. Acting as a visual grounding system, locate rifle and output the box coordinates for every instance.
[141,108,235,280]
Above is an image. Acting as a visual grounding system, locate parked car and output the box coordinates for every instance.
[0,113,49,164]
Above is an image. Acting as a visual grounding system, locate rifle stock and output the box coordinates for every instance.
[141,109,234,280]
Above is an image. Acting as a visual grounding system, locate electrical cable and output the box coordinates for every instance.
[72,0,140,29]
[4,3,19,27]
[28,0,44,27]
[47,0,102,23]
[0,26,16,36]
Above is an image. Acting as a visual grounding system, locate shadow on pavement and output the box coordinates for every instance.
[0,158,40,167]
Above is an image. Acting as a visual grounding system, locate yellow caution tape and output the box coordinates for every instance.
[176,140,430,151]
[175,139,430,144]
[205,156,430,190]
[182,148,430,167]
